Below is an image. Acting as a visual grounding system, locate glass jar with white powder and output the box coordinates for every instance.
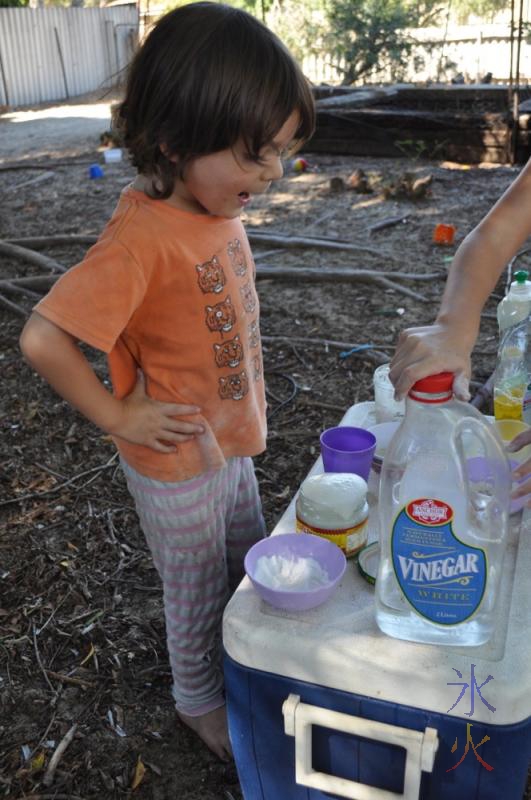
[296,473,369,558]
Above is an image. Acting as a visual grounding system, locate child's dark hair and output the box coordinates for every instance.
[116,2,315,198]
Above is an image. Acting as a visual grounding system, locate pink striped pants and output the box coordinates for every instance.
[121,456,266,716]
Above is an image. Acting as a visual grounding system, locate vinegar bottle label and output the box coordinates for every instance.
[391,498,487,625]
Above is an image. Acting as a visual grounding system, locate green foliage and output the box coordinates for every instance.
[322,0,431,84]
[0,0,29,6]
[451,0,509,23]
[228,0,274,21]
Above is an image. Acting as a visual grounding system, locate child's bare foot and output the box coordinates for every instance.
[177,705,233,761]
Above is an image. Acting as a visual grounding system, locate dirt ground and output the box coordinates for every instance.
[1,94,529,799]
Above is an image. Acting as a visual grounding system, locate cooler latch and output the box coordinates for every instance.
[282,693,439,800]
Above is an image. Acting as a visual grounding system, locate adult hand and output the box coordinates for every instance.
[389,322,472,401]
[507,429,531,506]
[111,371,204,452]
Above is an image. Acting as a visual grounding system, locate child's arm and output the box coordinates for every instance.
[390,158,531,400]
[20,312,204,453]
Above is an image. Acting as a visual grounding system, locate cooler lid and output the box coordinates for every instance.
[223,401,531,726]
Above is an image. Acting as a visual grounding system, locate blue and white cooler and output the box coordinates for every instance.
[223,402,531,800]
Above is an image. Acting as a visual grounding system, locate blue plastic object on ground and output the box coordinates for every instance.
[88,164,104,179]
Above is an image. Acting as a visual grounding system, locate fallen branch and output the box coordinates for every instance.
[257,264,442,283]
[0,292,26,316]
[247,230,397,261]
[369,214,411,234]
[2,280,42,300]
[368,274,426,302]
[3,171,55,193]
[0,262,441,319]
[0,240,66,273]
[45,670,94,689]
[0,158,94,172]
[6,234,98,249]
[42,723,78,787]
[1,275,57,292]
[11,795,86,800]
[0,266,442,301]
[257,264,429,302]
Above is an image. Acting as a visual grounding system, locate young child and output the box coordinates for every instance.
[19,2,315,761]
[389,158,531,501]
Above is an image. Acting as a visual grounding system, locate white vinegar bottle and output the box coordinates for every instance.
[375,372,511,647]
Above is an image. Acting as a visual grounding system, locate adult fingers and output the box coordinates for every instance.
[511,474,531,500]
[507,430,531,453]
[512,454,531,480]
[389,358,441,401]
[452,372,471,402]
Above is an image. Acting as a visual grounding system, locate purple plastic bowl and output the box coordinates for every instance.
[244,533,347,611]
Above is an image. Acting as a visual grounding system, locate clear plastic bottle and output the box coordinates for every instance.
[496,269,531,333]
[375,372,511,647]
[494,270,531,421]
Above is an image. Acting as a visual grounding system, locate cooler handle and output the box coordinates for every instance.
[282,694,438,800]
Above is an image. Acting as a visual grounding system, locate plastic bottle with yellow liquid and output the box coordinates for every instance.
[493,270,531,421]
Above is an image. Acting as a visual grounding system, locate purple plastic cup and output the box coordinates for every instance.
[320,426,377,480]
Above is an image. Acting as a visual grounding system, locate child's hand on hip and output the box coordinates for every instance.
[111,372,204,452]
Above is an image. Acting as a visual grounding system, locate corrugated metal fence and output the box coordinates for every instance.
[0,6,138,108]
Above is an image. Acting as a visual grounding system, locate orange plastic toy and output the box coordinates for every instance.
[432,223,456,245]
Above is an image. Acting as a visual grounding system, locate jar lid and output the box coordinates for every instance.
[298,473,367,523]
[357,542,379,586]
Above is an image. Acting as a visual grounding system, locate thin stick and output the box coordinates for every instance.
[2,171,55,194]
[256,265,443,282]
[1,275,56,289]
[32,623,56,695]
[45,670,94,689]
[2,280,42,300]
[0,292,26,316]
[368,274,426,302]
[257,265,433,301]
[0,452,118,508]
[299,398,350,412]
[369,214,410,233]
[0,240,66,272]
[262,334,393,352]
[247,230,398,261]
[261,335,390,364]
[11,795,86,800]
[0,159,94,172]
[6,234,98,249]
[42,723,78,787]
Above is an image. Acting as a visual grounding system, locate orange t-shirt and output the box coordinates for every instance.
[35,187,267,481]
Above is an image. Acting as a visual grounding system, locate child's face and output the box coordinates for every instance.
[170,111,300,218]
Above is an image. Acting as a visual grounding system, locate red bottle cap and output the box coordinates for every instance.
[409,373,454,402]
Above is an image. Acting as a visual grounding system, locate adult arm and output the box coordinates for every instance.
[20,312,204,453]
[390,158,531,400]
